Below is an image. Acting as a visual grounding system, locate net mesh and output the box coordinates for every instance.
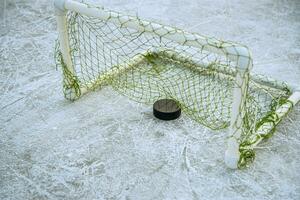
[55,9,292,168]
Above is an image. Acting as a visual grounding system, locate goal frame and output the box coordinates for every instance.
[54,0,300,169]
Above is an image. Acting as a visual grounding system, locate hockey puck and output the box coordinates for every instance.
[153,99,181,120]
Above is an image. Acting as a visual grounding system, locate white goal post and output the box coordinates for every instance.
[54,0,300,169]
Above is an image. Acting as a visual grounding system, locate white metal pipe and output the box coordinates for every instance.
[55,1,79,100]
[248,90,300,148]
[55,5,73,73]
[63,0,251,70]
[225,68,249,169]
[225,90,300,169]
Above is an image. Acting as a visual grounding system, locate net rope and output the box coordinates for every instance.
[55,10,291,168]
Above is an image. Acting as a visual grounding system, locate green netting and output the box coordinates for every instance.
[55,10,291,168]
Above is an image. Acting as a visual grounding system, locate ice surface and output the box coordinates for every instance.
[0,0,300,199]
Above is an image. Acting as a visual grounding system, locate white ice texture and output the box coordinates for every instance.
[0,0,300,199]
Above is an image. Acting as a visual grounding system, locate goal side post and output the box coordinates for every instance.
[225,53,252,169]
[54,0,84,100]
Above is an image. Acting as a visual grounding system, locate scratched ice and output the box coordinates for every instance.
[0,0,299,199]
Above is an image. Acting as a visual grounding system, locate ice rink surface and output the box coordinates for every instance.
[0,0,300,199]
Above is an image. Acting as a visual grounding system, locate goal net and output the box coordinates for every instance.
[54,0,300,169]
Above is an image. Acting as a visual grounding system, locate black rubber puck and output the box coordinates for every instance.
[153,99,181,120]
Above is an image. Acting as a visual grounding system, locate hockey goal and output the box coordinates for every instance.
[54,0,300,169]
